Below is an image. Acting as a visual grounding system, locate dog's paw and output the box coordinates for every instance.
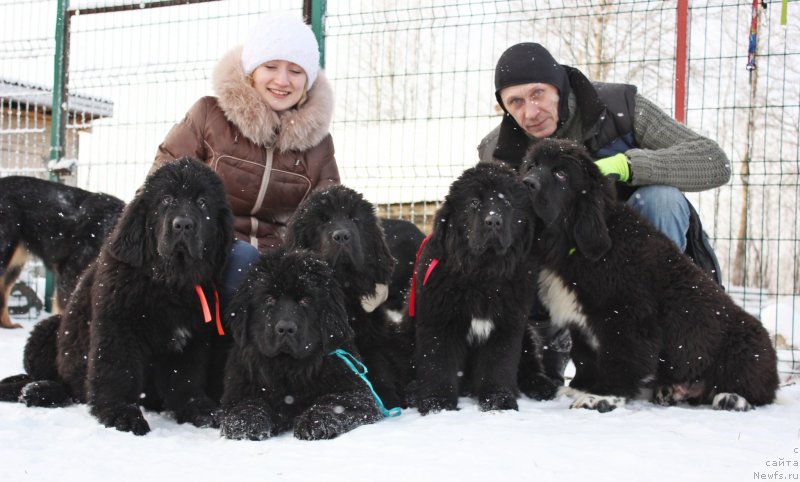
[220,405,274,440]
[175,396,219,428]
[294,409,348,441]
[520,374,560,401]
[91,403,150,435]
[0,317,22,329]
[360,283,389,313]
[570,393,625,413]
[416,396,458,416]
[478,391,519,412]
[712,393,753,412]
[653,385,679,406]
[19,380,74,407]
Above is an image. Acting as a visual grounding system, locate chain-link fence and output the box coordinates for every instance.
[1,0,798,376]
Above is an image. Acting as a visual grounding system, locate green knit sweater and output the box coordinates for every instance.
[478,93,731,192]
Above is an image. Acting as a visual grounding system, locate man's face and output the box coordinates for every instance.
[499,83,560,139]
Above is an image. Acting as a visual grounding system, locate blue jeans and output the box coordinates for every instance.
[222,240,261,308]
[626,185,689,252]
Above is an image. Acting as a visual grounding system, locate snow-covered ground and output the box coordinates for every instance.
[0,313,798,482]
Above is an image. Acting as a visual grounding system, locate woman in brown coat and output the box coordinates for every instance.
[153,14,339,302]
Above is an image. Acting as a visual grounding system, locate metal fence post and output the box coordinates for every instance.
[45,0,70,312]
[304,0,327,68]
[50,0,69,178]
[675,0,688,124]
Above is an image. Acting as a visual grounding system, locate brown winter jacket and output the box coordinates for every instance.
[153,47,340,252]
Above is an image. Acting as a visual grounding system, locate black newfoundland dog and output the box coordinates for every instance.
[0,176,124,329]
[379,218,426,315]
[1,158,233,434]
[408,162,555,415]
[521,139,779,412]
[220,249,382,440]
[286,185,414,409]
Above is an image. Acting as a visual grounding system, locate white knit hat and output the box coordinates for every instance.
[241,14,321,89]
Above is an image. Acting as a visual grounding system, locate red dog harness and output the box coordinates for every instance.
[194,285,224,335]
[408,234,439,317]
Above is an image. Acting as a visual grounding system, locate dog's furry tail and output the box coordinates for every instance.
[23,314,61,380]
[0,314,62,403]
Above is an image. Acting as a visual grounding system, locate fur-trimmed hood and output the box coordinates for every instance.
[212,46,333,152]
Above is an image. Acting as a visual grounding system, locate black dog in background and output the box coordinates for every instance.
[522,139,778,412]
[287,185,414,409]
[0,176,124,328]
[380,218,426,316]
[221,249,383,440]
[408,162,556,415]
[0,159,233,434]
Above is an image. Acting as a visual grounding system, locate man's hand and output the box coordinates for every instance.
[595,153,631,182]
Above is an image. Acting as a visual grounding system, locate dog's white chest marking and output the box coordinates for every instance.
[467,318,495,345]
[538,269,599,349]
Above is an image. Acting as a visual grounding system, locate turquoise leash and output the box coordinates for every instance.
[330,348,402,418]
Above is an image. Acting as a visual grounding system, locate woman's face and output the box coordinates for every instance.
[250,60,307,112]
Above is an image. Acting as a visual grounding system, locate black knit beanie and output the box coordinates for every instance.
[494,42,571,123]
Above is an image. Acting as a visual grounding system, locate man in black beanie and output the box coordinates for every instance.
[479,42,731,387]
[492,42,571,154]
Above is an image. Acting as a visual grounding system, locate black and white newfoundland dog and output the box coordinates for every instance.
[408,162,556,415]
[379,218,426,316]
[521,139,779,412]
[220,249,382,441]
[286,185,414,409]
[0,158,233,434]
[0,176,124,329]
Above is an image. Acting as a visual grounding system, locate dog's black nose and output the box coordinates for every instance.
[172,215,195,233]
[275,319,297,337]
[523,174,540,191]
[484,213,502,230]
[331,229,352,245]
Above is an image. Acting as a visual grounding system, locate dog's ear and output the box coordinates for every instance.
[426,201,452,258]
[320,280,354,353]
[107,194,150,267]
[284,201,318,250]
[572,190,612,262]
